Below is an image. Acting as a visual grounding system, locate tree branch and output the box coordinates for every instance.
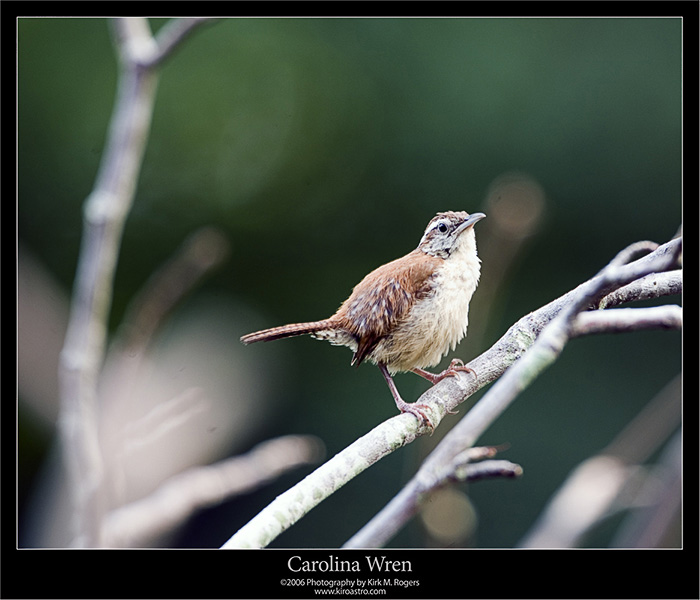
[610,431,681,548]
[571,305,681,337]
[442,444,522,484]
[519,376,680,548]
[148,18,218,67]
[221,417,426,548]
[221,237,680,549]
[57,17,216,548]
[116,226,230,360]
[102,435,323,547]
[597,270,682,309]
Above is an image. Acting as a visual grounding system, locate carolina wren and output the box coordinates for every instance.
[241,210,485,429]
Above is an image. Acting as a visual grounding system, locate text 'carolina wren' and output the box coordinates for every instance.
[241,210,486,429]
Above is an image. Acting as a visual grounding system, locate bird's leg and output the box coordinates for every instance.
[378,362,434,431]
[412,358,476,385]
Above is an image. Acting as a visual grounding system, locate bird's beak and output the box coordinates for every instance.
[457,212,486,234]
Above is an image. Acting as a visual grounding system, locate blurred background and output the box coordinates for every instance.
[18,17,681,548]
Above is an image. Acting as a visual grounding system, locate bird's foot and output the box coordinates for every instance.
[412,358,476,385]
[395,398,435,432]
[379,361,436,431]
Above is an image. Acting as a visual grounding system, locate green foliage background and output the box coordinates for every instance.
[18,17,681,548]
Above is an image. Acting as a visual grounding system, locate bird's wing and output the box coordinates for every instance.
[335,251,441,366]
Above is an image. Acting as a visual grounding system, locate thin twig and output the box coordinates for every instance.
[610,432,681,548]
[598,270,682,309]
[456,460,523,483]
[571,305,682,336]
[147,18,218,68]
[445,446,523,484]
[102,435,324,547]
[118,226,230,354]
[519,375,680,547]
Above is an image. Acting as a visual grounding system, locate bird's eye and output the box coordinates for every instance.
[437,222,449,234]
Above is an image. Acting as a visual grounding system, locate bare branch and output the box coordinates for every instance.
[608,240,659,266]
[147,18,219,67]
[444,445,523,484]
[111,17,159,66]
[59,32,158,548]
[111,17,217,68]
[118,387,209,457]
[520,454,636,548]
[103,435,324,547]
[598,270,681,309]
[519,376,680,547]
[57,17,217,547]
[571,305,682,336]
[118,226,230,354]
[610,432,681,548]
[221,417,425,548]
[456,460,523,483]
[221,238,680,549]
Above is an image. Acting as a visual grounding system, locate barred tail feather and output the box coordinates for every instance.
[240,320,334,344]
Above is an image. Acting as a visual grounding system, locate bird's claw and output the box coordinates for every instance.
[396,400,435,433]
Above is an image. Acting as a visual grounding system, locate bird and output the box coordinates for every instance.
[240,210,485,429]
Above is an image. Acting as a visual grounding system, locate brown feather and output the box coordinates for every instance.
[240,319,335,344]
[332,250,441,366]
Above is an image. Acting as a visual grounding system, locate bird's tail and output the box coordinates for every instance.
[240,319,335,344]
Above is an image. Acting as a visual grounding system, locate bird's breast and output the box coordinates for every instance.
[372,249,480,373]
